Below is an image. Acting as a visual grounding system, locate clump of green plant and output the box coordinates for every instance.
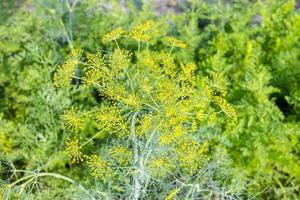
[194,0,300,198]
[54,21,236,199]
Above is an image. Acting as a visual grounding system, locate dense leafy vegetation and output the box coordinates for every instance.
[0,0,299,199]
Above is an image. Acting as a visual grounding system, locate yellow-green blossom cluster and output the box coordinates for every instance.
[65,137,83,163]
[148,156,174,177]
[175,140,208,174]
[62,108,84,133]
[102,27,124,44]
[53,49,82,88]
[86,155,112,179]
[129,20,157,42]
[57,21,236,183]
[164,36,187,49]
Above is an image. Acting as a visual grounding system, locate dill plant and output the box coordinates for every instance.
[54,21,236,199]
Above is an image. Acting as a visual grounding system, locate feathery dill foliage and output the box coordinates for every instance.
[54,21,236,198]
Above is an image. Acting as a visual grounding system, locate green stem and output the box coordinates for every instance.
[114,39,120,50]
[80,128,105,148]
[138,40,141,53]
[168,45,174,57]
[130,112,141,200]
[7,172,94,199]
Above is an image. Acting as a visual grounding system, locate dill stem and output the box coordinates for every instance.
[168,45,174,57]
[138,40,141,53]
[124,68,134,92]
[80,129,105,148]
[114,39,120,50]
[8,172,95,200]
[146,42,149,54]
[130,112,141,200]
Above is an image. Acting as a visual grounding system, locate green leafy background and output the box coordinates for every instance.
[0,0,299,199]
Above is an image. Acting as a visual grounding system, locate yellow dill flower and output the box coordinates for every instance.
[66,49,83,63]
[102,27,124,44]
[55,22,233,185]
[129,20,157,42]
[140,55,160,72]
[164,36,187,49]
[160,52,177,77]
[157,78,178,102]
[165,188,181,200]
[200,79,213,100]
[109,49,131,75]
[136,20,156,32]
[102,82,127,101]
[165,106,177,117]
[65,137,83,163]
[175,140,208,174]
[53,60,77,88]
[136,114,152,137]
[148,156,174,177]
[109,146,132,165]
[180,62,197,86]
[86,155,112,179]
[159,133,174,146]
[213,96,237,120]
[121,93,143,111]
[169,115,187,127]
[83,52,107,86]
[96,106,124,133]
[53,49,83,88]
[159,125,184,146]
[62,108,84,133]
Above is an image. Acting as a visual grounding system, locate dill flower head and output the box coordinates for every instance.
[175,140,208,174]
[165,188,181,200]
[62,108,84,133]
[66,49,83,63]
[109,146,132,165]
[109,49,131,76]
[82,52,106,86]
[102,27,124,44]
[53,49,82,88]
[86,155,112,179]
[129,20,157,42]
[65,137,83,163]
[214,96,237,120]
[164,36,187,49]
[53,60,77,88]
[148,156,174,178]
